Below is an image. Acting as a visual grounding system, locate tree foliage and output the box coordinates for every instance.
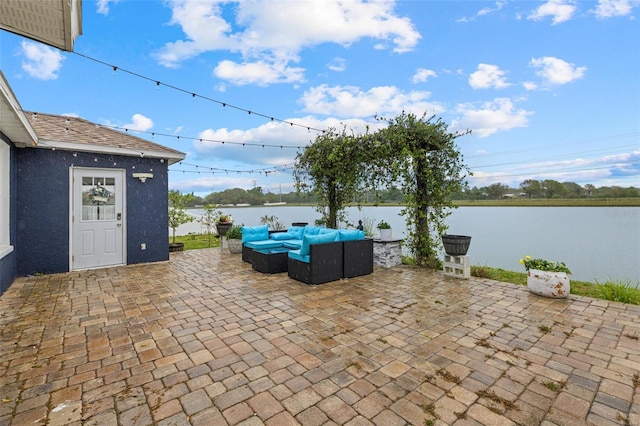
[293,112,470,267]
[168,190,194,244]
[369,113,470,266]
[293,127,367,228]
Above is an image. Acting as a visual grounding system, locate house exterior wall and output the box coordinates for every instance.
[15,148,169,276]
[0,136,17,295]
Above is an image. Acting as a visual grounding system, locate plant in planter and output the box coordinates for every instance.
[226,225,243,254]
[215,214,233,237]
[168,190,194,252]
[377,220,392,240]
[520,255,571,298]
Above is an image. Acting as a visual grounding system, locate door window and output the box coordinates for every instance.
[81,176,116,221]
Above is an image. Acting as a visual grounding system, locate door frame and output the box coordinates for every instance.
[69,166,127,271]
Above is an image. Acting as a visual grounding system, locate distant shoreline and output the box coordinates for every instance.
[189,198,640,209]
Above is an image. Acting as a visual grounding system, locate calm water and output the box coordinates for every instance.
[176,205,640,285]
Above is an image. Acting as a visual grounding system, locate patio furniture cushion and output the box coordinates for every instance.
[288,226,305,239]
[282,240,303,250]
[338,229,365,241]
[244,240,283,250]
[303,225,323,236]
[242,225,269,243]
[288,249,310,263]
[269,232,295,241]
[299,232,339,256]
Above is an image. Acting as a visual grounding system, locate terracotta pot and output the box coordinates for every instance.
[527,269,570,298]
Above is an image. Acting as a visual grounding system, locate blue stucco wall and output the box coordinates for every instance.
[15,148,169,276]
[0,136,17,296]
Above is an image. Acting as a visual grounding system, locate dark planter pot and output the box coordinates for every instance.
[441,235,471,256]
[169,242,184,252]
[216,222,233,236]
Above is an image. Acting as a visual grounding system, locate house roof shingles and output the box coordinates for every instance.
[25,112,185,164]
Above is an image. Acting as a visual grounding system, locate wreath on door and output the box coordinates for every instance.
[89,185,111,205]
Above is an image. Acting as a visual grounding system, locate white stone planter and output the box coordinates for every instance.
[227,239,242,254]
[379,228,392,241]
[527,269,570,298]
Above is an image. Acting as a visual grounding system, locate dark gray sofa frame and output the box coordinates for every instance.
[287,241,344,285]
[287,238,374,285]
[343,238,374,278]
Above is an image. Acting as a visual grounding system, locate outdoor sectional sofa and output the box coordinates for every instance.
[241,224,373,284]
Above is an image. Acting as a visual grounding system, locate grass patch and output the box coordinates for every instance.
[594,279,640,305]
[542,380,565,392]
[470,266,640,305]
[453,198,640,207]
[170,233,221,250]
[476,389,519,411]
[538,324,551,333]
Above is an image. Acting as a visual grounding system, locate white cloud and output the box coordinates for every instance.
[469,64,511,89]
[96,0,121,15]
[191,116,379,166]
[457,1,506,22]
[328,57,347,72]
[468,150,640,187]
[523,81,538,91]
[300,84,443,118]
[20,41,65,80]
[155,0,421,84]
[124,114,154,132]
[213,58,305,86]
[593,0,638,18]
[412,68,437,84]
[530,56,586,85]
[452,98,532,137]
[528,0,576,24]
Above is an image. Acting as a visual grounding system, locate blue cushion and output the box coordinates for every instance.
[299,232,338,256]
[242,225,269,243]
[288,226,305,239]
[282,240,303,250]
[288,249,310,263]
[270,232,294,241]
[339,229,365,241]
[244,240,283,250]
[304,225,323,236]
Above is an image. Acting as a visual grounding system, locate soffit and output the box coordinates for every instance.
[0,72,38,146]
[0,0,83,52]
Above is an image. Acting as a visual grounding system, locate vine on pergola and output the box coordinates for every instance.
[293,127,370,228]
[294,112,470,266]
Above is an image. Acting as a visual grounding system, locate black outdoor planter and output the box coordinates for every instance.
[441,235,471,256]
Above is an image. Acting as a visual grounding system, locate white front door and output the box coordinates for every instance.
[72,168,125,270]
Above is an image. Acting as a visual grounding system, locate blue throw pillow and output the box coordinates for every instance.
[304,226,322,236]
[241,225,269,243]
[288,226,305,240]
[299,232,338,256]
[339,229,365,241]
[270,232,294,241]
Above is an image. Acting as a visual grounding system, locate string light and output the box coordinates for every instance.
[73,51,327,134]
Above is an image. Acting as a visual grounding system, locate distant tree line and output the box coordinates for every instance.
[458,180,638,200]
[183,180,637,207]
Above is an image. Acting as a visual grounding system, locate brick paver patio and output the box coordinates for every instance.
[1,248,639,425]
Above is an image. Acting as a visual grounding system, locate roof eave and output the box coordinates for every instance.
[34,139,186,165]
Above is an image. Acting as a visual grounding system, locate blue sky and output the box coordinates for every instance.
[2,0,639,196]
